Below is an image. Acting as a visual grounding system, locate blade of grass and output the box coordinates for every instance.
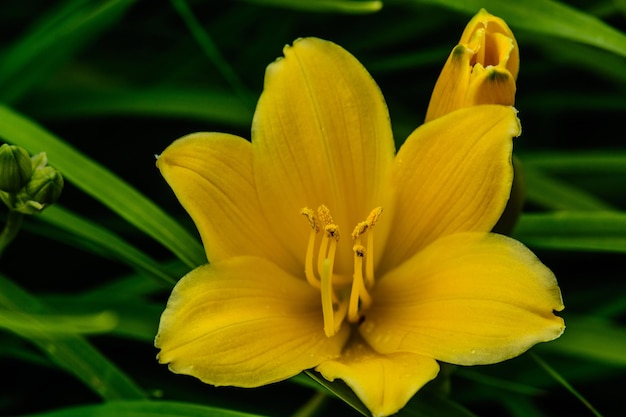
[11,400,268,417]
[531,353,604,417]
[405,0,626,57]
[170,0,256,111]
[0,274,146,400]
[521,151,626,174]
[538,316,626,367]
[36,205,177,286]
[26,87,253,127]
[0,104,206,268]
[237,0,382,13]
[522,165,614,211]
[42,294,163,343]
[0,0,137,103]
[0,310,118,335]
[304,370,370,416]
[513,211,626,253]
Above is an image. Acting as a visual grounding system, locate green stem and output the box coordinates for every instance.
[0,209,24,256]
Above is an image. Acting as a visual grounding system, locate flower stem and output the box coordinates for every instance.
[0,209,24,257]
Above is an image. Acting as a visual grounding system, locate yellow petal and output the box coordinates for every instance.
[251,37,395,274]
[316,338,440,417]
[424,44,474,122]
[466,64,516,107]
[156,256,349,387]
[362,233,564,365]
[381,105,520,271]
[157,133,299,272]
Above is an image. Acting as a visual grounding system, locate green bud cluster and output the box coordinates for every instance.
[0,144,63,214]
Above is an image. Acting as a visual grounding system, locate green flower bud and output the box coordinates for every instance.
[13,166,63,214]
[0,144,33,193]
[30,152,48,171]
[26,166,64,206]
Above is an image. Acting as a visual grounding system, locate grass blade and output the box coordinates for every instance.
[513,211,626,253]
[531,354,604,417]
[10,400,267,417]
[408,0,626,57]
[0,104,206,268]
[36,205,177,285]
[0,0,136,103]
[0,274,146,400]
[237,0,382,13]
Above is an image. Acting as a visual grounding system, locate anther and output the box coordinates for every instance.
[317,205,334,228]
[366,207,383,228]
[351,221,369,240]
[324,224,340,241]
[300,207,319,232]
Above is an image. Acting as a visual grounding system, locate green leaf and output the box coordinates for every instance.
[0,0,137,103]
[0,104,206,268]
[37,205,177,285]
[42,295,163,343]
[304,370,370,416]
[0,274,146,400]
[237,0,382,14]
[538,316,626,367]
[513,211,626,253]
[0,310,118,335]
[14,400,267,417]
[404,0,626,57]
[531,354,604,417]
[521,151,626,174]
[27,87,253,127]
[522,165,614,211]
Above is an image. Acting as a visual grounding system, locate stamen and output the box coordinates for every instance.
[304,229,320,289]
[317,224,339,278]
[365,207,382,288]
[321,258,339,337]
[348,244,372,323]
[301,208,320,288]
[365,232,375,288]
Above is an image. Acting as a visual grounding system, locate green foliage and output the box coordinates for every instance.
[0,1,624,417]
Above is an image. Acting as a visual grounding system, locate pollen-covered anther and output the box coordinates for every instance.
[325,224,340,241]
[300,207,319,232]
[354,244,366,258]
[351,221,369,240]
[366,207,383,228]
[317,204,334,228]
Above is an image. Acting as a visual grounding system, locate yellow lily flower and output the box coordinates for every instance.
[155,38,564,417]
[425,9,519,122]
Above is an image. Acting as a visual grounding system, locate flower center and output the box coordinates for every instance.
[301,205,383,337]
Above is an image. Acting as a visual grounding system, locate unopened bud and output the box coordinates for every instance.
[13,166,64,214]
[26,166,64,206]
[0,144,33,193]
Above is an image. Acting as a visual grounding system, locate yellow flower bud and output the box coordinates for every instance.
[425,9,519,122]
[0,144,33,193]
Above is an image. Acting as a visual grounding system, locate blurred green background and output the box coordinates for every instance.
[1,1,625,417]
